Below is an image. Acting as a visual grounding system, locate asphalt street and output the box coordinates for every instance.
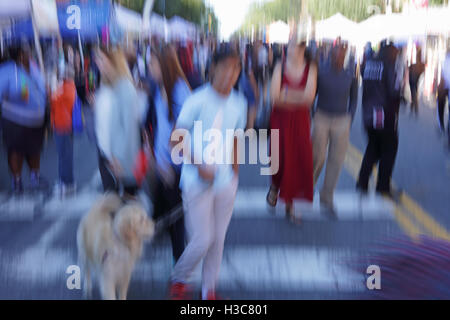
[0,96,449,299]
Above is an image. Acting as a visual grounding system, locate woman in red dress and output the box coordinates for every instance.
[266,38,318,223]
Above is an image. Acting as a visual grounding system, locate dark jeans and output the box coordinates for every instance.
[152,172,185,263]
[98,151,138,196]
[438,89,449,134]
[357,128,399,193]
[410,83,419,114]
[54,132,74,185]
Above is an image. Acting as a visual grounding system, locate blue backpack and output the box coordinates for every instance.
[72,94,83,134]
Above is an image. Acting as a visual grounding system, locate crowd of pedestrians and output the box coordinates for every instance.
[1,25,450,300]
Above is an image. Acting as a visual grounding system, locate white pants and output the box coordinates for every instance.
[171,175,238,299]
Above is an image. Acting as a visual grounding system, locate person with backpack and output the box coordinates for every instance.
[356,42,402,198]
[50,66,77,196]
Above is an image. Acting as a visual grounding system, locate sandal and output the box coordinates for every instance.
[266,185,279,207]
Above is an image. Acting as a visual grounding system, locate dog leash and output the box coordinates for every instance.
[153,203,184,236]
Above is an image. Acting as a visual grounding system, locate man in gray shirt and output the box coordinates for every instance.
[312,42,358,217]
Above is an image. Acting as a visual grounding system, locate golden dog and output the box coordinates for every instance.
[77,193,154,300]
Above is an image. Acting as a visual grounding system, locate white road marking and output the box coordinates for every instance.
[0,188,395,221]
[234,189,395,220]
[0,244,364,293]
[135,246,364,292]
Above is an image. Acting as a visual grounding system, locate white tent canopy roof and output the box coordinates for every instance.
[316,13,358,41]
[268,20,289,44]
[0,0,31,20]
[168,15,197,40]
[115,4,145,34]
[150,13,165,38]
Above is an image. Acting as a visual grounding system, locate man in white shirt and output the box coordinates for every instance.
[168,45,247,300]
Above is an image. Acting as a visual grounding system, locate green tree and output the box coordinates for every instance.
[116,0,219,35]
[240,0,448,33]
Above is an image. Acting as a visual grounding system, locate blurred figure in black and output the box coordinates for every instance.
[357,42,402,199]
[409,47,425,116]
[438,48,450,149]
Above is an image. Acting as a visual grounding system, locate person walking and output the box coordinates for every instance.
[50,66,77,196]
[168,46,247,300]
[266,35,318,222]
[357,43,402,198]
[94,47,142,197]
[312,42,358,217]
[146,45,191,264]
[438,48,450,148]
[0,44,48,194]
[409,47,425,116]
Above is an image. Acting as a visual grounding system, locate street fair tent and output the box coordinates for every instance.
[168,16,197,41]
[115,4,145,35]
[315,13,358,42]
[357,13,426,46]
[150,13,166,39]
[0,0,31,20]
[268,21,289,44]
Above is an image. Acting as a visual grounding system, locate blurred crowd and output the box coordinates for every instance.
[1,29,450,299]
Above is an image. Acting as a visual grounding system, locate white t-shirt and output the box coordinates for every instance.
[175,84,247,192]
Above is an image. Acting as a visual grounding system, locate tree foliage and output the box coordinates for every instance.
[116,0,219,34]
[239,0,448,35]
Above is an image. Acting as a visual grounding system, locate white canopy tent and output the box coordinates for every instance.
[150,13,166,39]
[356,13,426,46]
[315,13,358,42]
[0,0,31,20]
[115,4,145,35]
[268,21,289,44]
[168,16,197,41]
[0,0,59,71]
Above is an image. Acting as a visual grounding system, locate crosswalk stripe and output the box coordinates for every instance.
[0,187,396,222]
[0,244,365,293]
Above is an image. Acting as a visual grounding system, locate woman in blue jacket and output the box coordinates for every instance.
[147,45,191,263]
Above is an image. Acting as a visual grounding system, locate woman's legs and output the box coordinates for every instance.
[153,174,186,263]
[8,151,24,176]
[54,132,74,186]
[8,151,24,192]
